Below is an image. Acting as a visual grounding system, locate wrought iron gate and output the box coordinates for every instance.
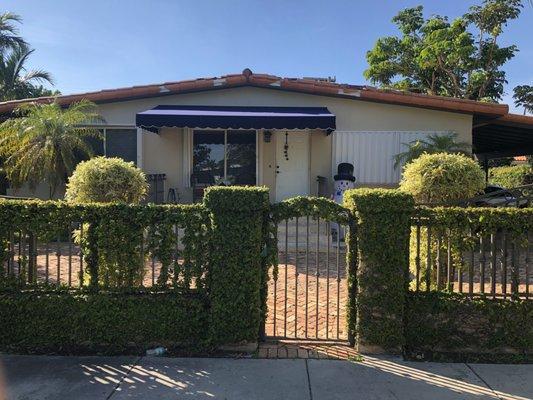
[265,215,350,340]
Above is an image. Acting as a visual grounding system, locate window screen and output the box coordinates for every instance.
[105,129,137,164]
[86,130,104,156]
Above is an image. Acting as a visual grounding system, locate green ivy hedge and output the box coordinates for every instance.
[343,188,415,352]
[410,206,533,292]
[489,164,533,188]
[406,207,533,361]
[405,292,533,362]
[416,206,533,236]
[0,291,210,355]
[270,196,351,223]
[0,200,209,291]
[204,186,271,345]
[0,188,269,352]
[2,190,531,358]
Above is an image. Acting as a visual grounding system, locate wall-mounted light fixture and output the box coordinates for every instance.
[263,130,272,143]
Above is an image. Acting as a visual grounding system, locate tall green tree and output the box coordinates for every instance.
[364,0,523,102]
[513,85,533,114]
[0,100,104,198]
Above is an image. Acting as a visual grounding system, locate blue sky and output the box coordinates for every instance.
[4,0,533,112]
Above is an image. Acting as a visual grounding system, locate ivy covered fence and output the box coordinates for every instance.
[0,187,268,354]
[0,200,210,291]
[0,186,531,360]
[405,205,533,361]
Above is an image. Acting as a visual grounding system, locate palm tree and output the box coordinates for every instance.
[0,12,25,52]
[394,132,471,169]
[0,42,53,101]
[0,100,104,198]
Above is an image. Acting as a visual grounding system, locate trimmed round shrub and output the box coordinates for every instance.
[66,157,148,287]
[66,157,148,204]
[400,153,485,204]
[489,164,533,188]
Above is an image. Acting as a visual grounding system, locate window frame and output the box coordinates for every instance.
[80,125,138,165]
[192,129,258,185]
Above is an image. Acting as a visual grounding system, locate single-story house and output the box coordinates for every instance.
[0,68,532,203]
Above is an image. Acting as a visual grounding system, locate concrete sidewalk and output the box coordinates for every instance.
[1,354,532,400]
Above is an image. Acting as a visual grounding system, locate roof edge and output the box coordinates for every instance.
[495,113,533,126]
[0,69,509,117]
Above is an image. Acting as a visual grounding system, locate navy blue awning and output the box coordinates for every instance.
[136,105,336,133]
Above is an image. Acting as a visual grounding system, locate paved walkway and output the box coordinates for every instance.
[1,354,532,399]
[258,340,357,359]
[265,261,348,340]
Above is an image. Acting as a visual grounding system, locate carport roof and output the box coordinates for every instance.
[473,113,533,158]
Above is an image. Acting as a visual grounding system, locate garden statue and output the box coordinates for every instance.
[332,163,356,242]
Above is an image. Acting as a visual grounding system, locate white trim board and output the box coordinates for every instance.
[136,127,143,169]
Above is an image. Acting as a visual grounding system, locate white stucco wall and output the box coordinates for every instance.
[9,86,473,201]
[97,87,473,139]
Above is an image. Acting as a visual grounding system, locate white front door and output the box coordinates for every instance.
[275,131,310,202]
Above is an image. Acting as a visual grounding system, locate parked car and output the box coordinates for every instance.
[465,184,531,207]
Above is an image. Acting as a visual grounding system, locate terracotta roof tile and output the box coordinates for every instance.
[0,68,509,117]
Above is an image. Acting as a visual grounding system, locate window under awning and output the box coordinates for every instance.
[135,105,336,133]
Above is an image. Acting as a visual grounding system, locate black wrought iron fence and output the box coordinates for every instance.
[0,202,210,292]
[266,197,354,341]
[410,210,531,299]
[4,225,84,288]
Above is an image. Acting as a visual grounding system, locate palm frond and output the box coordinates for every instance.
[20,69,54,85]
[0,12,25,50]
[0,43,54,100]
[0,101,105,197]
[393,132,471,169]
[0,12,22,24]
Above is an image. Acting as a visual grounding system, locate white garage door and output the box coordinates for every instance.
[332,131,450,185]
